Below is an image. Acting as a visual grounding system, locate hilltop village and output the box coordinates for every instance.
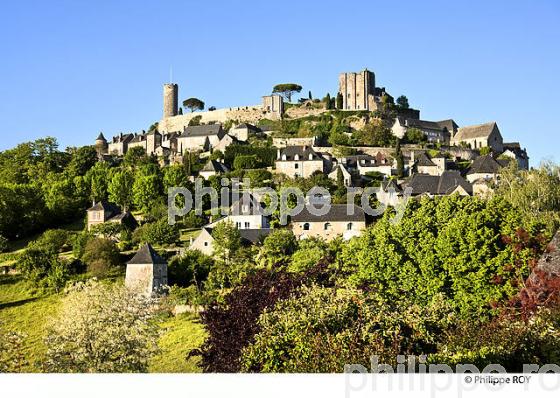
[87,68,532,292]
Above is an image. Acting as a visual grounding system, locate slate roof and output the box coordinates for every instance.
[537,231,560,274]
[129,134,146,143]
[201,159,230,173]
[87,200,121,214]
[230,193,265,215]
[467,154,504,175]
[406,171,472,195]
[238,228,272,244]
[111,133,134,144]
[234,123,259,131]
[278,146,322,161]
[415,152,436,167]
[436,119,459,133]
[454,122,497,141]
[181,125,224,138]
[381,179,402,193]
[107,211,138,229]
[96,132,107,141]
[503,143,529,159]
[406,119,447,132]
[291,204,366,222]
[128,244,166,265]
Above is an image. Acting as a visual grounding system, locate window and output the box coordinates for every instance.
[244,222,250,228]
[347,222,353,230]
[324,222,331,231]
[294,163,299,169]
[204,242,209,247]
[236,222,241,229]
[303,223,310,231]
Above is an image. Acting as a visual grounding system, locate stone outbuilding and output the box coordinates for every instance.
[125,244,168,295]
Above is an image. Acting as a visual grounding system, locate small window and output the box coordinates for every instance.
[204,242,208,247]
[303,223,310,231]
[236,222,241,229]
[244,222,250,228]
[294,163,299,169]
[324,222,331,231]
[347,222,353,230]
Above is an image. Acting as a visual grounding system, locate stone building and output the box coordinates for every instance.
[177,125,225,153]
[501,142,529,170]
[189,226,271,257]
[405,171,473,197]
[414,152,448,176]
[262,94,284,118]
[199,159,230,179]
[125,244,168,295]
[291,204,366,241]
[86,201,138,231]
[163,83,179,118]
[339,69,376,111]
[465,154,509,183]
[107,133,134,156]
[451,122,504,152]
[391,117,452,144]
[275,146,325,178]
[95,133,108,156]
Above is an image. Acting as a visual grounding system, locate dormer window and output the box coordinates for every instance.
[308,154,313,160]
[347,222,353,230]
[294,154,300,161]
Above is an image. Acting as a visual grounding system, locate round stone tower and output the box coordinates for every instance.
[163,83,179,118]
[95,132,108,155]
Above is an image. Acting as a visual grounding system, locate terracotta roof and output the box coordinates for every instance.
[127,244,166,265]
[291,204,366,222]
[454,122,498,141]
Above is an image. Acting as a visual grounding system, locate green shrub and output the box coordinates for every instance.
[168,250,213,287]
[81,237,121,276]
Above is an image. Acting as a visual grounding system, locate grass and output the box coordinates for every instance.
[0,274,61,372]
[1,272,207,373]
[149,313,207,373]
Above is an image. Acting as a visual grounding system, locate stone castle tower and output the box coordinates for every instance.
[338,69,376,111]
[163,83,179,118]
[95,132,108,156]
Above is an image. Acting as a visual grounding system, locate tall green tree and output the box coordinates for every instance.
[336,92,343,109]
[396,95,409,109]
[183,98,205,112]
[108,169,134,210]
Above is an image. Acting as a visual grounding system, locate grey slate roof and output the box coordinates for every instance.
[181,125,224,138]
[96,132,107,141]
[87,200,121,214]
[406,171,472,195]
[467,154,504,175]
[436,119,459,133]
[234,123,259,131]
[415,152,436,167]
[454,122,497,141]
[201,159,230,173]
[291,204,366,222]
[111,133,134,144]
[381,179,402,193]
[537,231,560,274]
[238,228,272,244]
[278,146,322,161]
[128,244,166,265]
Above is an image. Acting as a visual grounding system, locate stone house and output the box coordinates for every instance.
[86,201,138,231]
[206,193,271,230]
[414,152,448,176]
[229,123,259,141]
[501,142,529,170]
[291,204,366,241]
[177,125,225,153]
[125,244,168,295]
[328,164,353,187]
[466,154,509,183]
[405,170,473,197]
[189,226,272,257]
[107,133,134,156]
[199,159,230,179]
[376,179,404,207]
[391,117,451,144]
[450,122,504,152]
[275,146,325,179]
[126,130,163,155]
[262,94,284,118]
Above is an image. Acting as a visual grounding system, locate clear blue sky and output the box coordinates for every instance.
[1,0,559,165]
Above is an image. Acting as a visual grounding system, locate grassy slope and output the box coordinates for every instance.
[149,313,206,373]
[0,274,206,373]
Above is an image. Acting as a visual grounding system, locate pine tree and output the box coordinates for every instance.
[308,91,312,100]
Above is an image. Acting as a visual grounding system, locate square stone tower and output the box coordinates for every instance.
[125,244,168,295]
[338,69,376,111]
